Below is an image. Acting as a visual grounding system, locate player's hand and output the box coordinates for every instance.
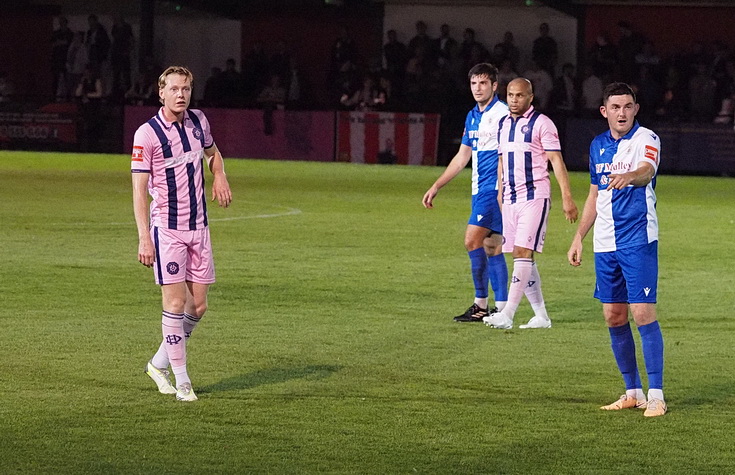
[212,174,232,208]
[563,198,578,223]
[422,187,437,209]
[567,240,583,267]
[138,236,155,267]
[607,172,634,190]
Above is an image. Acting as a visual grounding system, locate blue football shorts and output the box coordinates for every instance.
[468,192,502,235]
[594,241,658,304]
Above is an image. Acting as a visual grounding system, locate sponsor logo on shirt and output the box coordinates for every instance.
[164,149,204,168]
[132,145,144,162]
[644,145,659,163]
[595,161,631,174]
[599,148,605,156]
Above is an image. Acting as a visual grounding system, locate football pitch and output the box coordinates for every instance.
[1,150,733,473]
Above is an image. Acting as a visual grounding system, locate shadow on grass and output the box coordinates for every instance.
[197,364,341,394]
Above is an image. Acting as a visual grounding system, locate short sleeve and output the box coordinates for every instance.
[460,111,472,148]
[589,141,598,186]
[193,110,214,149]
[131,126,152,173]
[539,116,561,151]
[636,131,660,174]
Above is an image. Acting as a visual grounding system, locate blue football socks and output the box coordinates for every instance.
[487,253,508,303]
[468,247,489,299]
[609,322,642,390]
[639,320,664,390]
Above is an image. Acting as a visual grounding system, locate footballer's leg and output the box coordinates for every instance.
[184,282,208,338]
[160,282,196,401]
[454,225,491,322]
[600,300,646,410]
[485,232,508,313]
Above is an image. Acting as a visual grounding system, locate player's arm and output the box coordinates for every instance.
[567,184,598,267]
[607,162,655,190]
[203,144,232,208]
[547,150,578,223]
[132,171,154,267]
[422,143,472,208]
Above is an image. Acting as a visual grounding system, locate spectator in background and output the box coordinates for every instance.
[409,21,434,62]
[65,31,88,101]
[552,62,579,115]
[52,16,74,100]
[436,24,458,70]
[111,15,135,102]
[581,65,604,118]
[689,62,717,122]
[632,64,662,123]
[257,73,287,135]
[617,21,645,83]
[220,58,244,107]
[341,73,380,111]
[384,30,408,82]
[86,14,111,69]
[588,33,617,82]
[634,41,661,78]
[329,26,358,90]
[125,71,156,106]
[242,42,268,105]
[714,59,735,125]
[532,23,558,77]
[523,60,554,112]
[203,67,224,107]
[495,31,520,73]
[75,65,104,151]
[459,28,486,72]
[496,58,518,101]
[374,73,395,111]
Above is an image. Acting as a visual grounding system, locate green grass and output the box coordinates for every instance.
[0,151,733,474]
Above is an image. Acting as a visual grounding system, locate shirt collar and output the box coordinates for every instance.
[507,105,534,121]
[606,120,640,142]
[474,94,499,113]
[156,107,189,130]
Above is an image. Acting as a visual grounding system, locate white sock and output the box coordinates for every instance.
[173,364,190,387]
[503,258,533,318]
[151,341,169,369]
[648,389,664,402]
[474,297,488,309]
[626,388,645,401]
[524,262,549,320]
[496,301,507,312]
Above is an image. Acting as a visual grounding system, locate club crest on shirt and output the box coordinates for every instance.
[521,125,529,134]
[192,127,203,140]
[166,262,180,275]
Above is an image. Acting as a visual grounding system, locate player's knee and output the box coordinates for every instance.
[194,301,208,317]
[164,296,186,313]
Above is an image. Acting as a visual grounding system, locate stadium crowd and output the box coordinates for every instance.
[33,14,735,127]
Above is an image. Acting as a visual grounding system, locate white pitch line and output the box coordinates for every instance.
[49,203,302,226]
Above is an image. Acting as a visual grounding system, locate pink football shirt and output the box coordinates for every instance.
[497,105,561,204]
[131,108,214,230]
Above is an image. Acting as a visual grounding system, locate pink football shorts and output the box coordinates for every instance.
[151,226,215,285]
[501,198,550,254]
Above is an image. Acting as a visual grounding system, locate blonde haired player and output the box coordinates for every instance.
[132,66,232,401]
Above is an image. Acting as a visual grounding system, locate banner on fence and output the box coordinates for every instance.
[0,103,78,147]
[336,111,440,165]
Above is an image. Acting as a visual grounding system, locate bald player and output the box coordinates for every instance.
[484,77,578,330]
